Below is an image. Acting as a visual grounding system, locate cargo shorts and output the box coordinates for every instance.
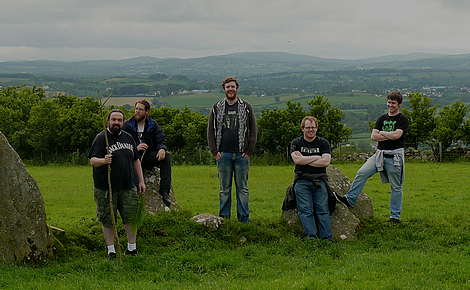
[94,187,139,227]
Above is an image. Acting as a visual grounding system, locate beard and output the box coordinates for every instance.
[134,114,145,123]
[109,124,122,135]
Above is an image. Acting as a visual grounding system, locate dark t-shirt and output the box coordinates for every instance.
[290,136,331,174]
[219,102,239,153]
[87,130,139,190]
[374,113,409,150]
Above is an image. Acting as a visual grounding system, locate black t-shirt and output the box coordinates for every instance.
[290,136,331,174]
[87,130,139,190]
[219,102,239,153]
[374,113,409,150]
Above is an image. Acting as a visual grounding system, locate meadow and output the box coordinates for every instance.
[1,162,469,289]
[106,92,385,112]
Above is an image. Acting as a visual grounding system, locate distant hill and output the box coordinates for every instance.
[1,52,469,79]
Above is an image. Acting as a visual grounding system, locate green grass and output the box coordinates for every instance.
[1,163,469,289]
[106,92,386,111]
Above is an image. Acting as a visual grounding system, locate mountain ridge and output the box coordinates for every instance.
[1,52,469,79]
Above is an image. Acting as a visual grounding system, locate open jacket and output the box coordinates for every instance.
[123,115,168,152]
[207,98,257,157]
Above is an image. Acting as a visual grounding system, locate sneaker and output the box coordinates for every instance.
[161,192,171,207]
[335,193,352,208]
[125,249,138,256]
[388,218,401,224]
[108,252,117,260]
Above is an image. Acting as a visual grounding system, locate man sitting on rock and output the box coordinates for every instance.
[290,116,332,242]
[123,99,172,207]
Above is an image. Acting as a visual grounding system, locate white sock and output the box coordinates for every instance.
[128,243,137,251]
[107,245,115,254]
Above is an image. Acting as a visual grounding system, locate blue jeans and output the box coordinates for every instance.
[217,152,250,223]
[345,153,404,219]
[294,179,332,241]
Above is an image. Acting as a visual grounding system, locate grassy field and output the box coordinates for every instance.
[106,92,385,111]
[1,162,469,289]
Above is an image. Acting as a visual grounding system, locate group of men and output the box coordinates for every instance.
[88,76,408,258]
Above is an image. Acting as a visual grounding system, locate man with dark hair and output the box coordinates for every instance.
[290,116,332,241]
[336,91,409,223]
[123,100,172,207]
[207,76,257,223]
[88,109,146,259]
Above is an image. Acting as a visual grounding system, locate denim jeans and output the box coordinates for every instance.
[294,179,332,241]
[217,152,250,223]
[345,152,403,219]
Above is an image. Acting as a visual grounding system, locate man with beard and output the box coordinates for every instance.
[123,100,172,207]
[88,109,146,259]
[207,76,257,223]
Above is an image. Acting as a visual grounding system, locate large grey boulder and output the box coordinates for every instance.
[142,167,179,213]
[0,131,55,264]
[282,165,374,241]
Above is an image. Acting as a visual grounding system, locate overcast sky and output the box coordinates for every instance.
[1,0,470,62]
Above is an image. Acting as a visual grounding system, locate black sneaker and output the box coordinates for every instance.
[335,193,352,208]
[161,192,171,207]
[125,249,138,256]
[108,252,117,260]
[388,218,401,224]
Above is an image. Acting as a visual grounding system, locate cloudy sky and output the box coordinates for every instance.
[1,0,470,62]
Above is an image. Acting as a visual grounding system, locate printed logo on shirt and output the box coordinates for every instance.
[109,142,134,154]
[301,147,320,154]
[382,120,396,132]
[224,111,238,129]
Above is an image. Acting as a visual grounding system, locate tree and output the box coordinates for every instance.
[0,85,45,157]
[306,95,352,148]
[401,92,437,148]
[148,73,168,81]
[431,101,469,151]
[256,101,305,156]
[149,106,207,153]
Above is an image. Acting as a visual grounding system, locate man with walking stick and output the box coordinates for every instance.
[88,109,146,260]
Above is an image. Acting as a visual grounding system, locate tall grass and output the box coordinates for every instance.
[0,162,469,289]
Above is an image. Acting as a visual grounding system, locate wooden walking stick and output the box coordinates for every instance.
[97,90,122,262]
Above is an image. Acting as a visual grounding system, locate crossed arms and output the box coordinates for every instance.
[371,129,404,142]
[291,151,331,168]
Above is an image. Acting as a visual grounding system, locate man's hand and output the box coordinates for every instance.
[242,153,251,159]
[104,154,113,165]
[214,152,221,161]
[157,148,166,161]
[137,143,148,151]
[138,181,146,195]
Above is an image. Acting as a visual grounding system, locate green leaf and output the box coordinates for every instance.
[128,194,146,236]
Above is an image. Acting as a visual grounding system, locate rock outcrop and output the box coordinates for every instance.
[142,167,179,213]
[0,131,55,264]
[282,165,374,241]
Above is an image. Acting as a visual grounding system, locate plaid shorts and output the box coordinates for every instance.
[94,187,139,227]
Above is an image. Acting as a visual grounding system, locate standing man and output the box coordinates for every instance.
[290,116,332,241]
[88,109,146,259]
[335,91,409,223]
[123,99,172,207]
[207,76,257,223]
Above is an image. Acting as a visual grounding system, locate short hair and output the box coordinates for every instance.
[107,109,124,121]
[221,76,239,89]
[387,91,403,104]
[135,99,150,111]
[301,116,318,129]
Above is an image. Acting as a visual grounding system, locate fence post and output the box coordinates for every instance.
[439,142,442,162]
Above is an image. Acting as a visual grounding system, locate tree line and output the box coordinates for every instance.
[0,86,468,164]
